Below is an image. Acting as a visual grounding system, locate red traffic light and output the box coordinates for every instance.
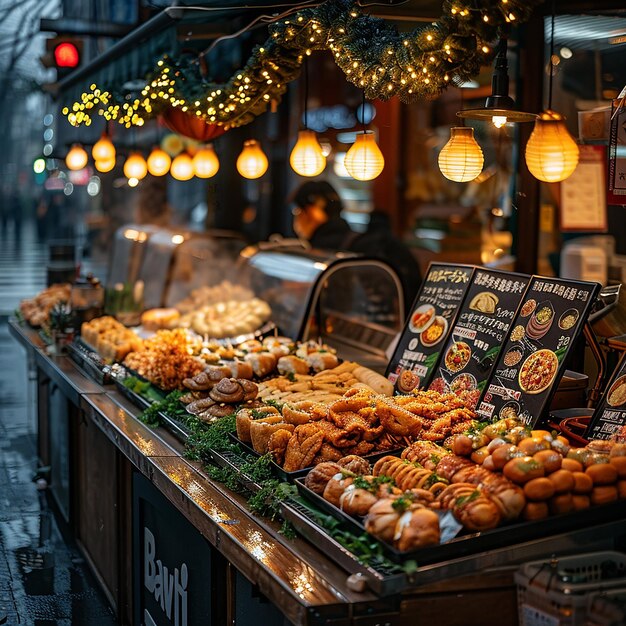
[54,42,80,68]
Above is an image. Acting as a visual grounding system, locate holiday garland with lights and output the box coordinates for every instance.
[63,0,542,130]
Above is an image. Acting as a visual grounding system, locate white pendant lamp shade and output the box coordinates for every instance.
[92,133,115,161]
[289,130,326,177]
[237,140,268,179]
[344,131,384,181]
[170,152,194,181]
[525,110,580,183]
[95,158,115,173]
[438,127,484,182]
[192,145,220,178]
[66,144,88,170]
[123,152,148,180]
[147,147,171,177]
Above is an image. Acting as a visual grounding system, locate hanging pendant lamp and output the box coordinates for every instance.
[192,145,220,178]
[170,152,194,181]
[66,144,88,170]
[147,147,171,177]
[92,133,115,162]
[438,127,484,182]
[524,6,579,182]
[237,140,268,179]
[457,38,537,128]
[95,158,115,173]
[290,130,326,177]
[344,130,385,181]
[123,152,148,180]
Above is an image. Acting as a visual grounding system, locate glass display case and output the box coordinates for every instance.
[107,224,159,287]
[240,243,404,370]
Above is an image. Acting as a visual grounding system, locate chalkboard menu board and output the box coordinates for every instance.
[477,276,600,427]
[586,358,626,441]
[386,263,474,393]
[428,269,530,409]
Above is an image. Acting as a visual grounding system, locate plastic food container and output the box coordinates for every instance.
[515,552,626,626]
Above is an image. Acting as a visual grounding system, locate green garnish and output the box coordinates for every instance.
[455,490,480,507]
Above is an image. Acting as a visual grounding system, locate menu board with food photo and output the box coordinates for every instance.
[585,358,626,441]
[428,269,530,410]
[477,276,600,427]
[386,263,474,393]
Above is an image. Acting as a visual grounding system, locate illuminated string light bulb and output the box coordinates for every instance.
[128,177,139,187]
[95,158,115,173]
[170,152,194,181]
[236,140,268,179]
[289,130,326,177]
[438,127,484,182]
[147,147,171,176]
[92,133,115,161]
[65,144,88,170]
[524,110,579,182]
[192,145,220,178]
[123,152,147,180]
[344,130,384,181]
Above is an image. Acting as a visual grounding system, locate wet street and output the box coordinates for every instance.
[0,223,117,624]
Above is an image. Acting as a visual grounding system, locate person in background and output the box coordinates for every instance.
[291,181,352,249]
[290,181,422,313]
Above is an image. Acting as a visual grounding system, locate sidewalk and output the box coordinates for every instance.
[0,325,117,621]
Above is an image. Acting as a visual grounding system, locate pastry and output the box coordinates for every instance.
[277,355,310,376]
[244,352,277,378]
[226,360,254,380]
[323,474,354,507]
[338,455,371,475]
[339,485,378,517]
[304,461,342,494]
[250,419,294,454]
[267,429,294,466]
[141,308,181,330]
[235,406,280,443]
[283,423,325,472]
[209,378,246,403]
[306,352,339,372]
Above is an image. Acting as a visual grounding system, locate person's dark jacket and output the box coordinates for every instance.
[309,216,352,250]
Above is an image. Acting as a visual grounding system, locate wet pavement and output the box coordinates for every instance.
[0,323,118,624]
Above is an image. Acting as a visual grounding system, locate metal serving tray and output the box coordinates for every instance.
[67,337,112,385]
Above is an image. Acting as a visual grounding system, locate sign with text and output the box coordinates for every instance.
[586,357,626,440]
[428,269,530,409]
[477,276,600,427]
[386,263,474,393]
[133,471,214,626]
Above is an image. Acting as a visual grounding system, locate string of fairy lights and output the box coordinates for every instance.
[61,0,578,185]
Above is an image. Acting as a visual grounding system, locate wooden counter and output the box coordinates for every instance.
[9,318,626,626]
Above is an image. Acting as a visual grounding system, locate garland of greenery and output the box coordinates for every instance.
[63,0,542,129]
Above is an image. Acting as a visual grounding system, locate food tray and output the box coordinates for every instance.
[110,367,191,442]
[515,551,626,626]
[67,337,112,385]
[293,477,626,566]
[229,433,401,481]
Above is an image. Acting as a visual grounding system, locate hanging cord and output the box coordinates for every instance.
[548,0,556,110]
[304,54,309,130]
[361,90,366,133]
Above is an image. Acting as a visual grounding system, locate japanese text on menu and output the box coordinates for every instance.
[386,264,473,394]
[428,269,530,410]
[477,276,599,427]
[586,358,626,441]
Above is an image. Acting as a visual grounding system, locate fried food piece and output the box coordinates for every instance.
[338,455,371,475]
[339,486,378,516]
[235,406,280,443]
[267,429,294,466]
[315,419,365,449]
[395,507,440,551]
[250,419,294,454]
[283,424,325,472]
[304,461,342,494]
[375,398,423,438]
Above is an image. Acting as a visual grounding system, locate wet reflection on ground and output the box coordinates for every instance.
[0,323,117,625]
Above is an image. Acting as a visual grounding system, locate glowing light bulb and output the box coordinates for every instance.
[170,152,194,181]
[289,130,326,177]
[147,147,171,176]
[65,144,88,170]
[438,127,484,182]
[128,177,139,187]
[192,145,220,178]
[95,158,115,173]
[525,110,580,182]
[492,115,508,128]
[236,140,268,179]
[344,131,384,181]
[92,133,115,161]
[123,152,147,180]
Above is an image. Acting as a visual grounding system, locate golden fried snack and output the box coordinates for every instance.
[343,441,376,457]
[250,419,294,454]
[395,507,440,551]
[401,441,450,469]
[227,360,254,380]
[323,474,354,507]
[235,406,280,443]
[277,355,310,376]
[338,455,371,475]
[304,461,342,494]
[306,352,339,372]
[244,352,278,378]
[238,378,259,402]
[364,498,400,544]
[267,429,293,466]
[315,443,343,462]
[315,420,365,449]
[283,424,325,472]
[282,402,313,426]
[375,398,423,438]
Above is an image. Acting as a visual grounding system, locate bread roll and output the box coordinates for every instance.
[352,366,394,396]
